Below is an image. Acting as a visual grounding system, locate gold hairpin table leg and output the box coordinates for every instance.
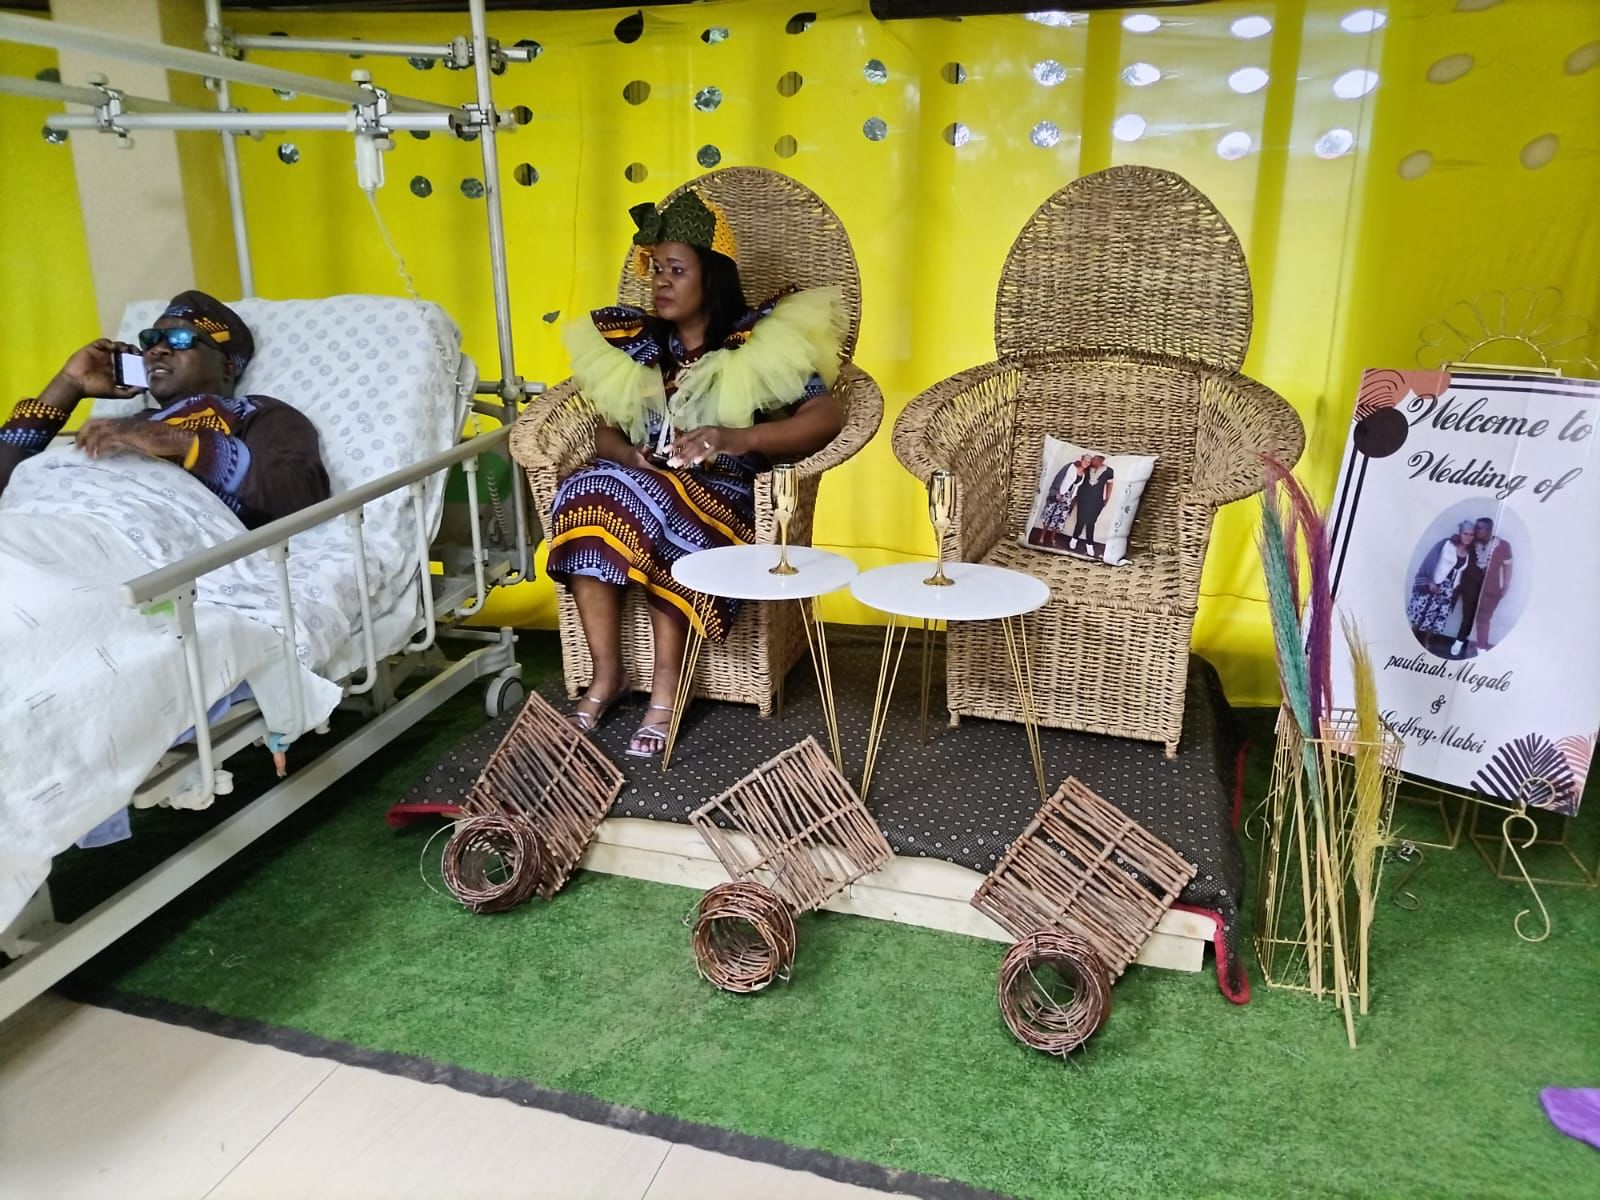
[1001,613,1047,803]
[918,618,935,745]
[662,624,704,771]
[860,616,910,802]
[797,596,843,774]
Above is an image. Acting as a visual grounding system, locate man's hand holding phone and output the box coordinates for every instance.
[59,338,146,402]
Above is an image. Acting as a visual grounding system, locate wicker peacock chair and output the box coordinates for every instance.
[510,167,883,715]
[891,165,1304,756]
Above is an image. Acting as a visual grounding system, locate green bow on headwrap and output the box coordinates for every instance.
[628,189,738,275]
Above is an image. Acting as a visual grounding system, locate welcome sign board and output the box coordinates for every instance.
[1326,368,1600,815]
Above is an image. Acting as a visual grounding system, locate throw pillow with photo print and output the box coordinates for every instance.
[1021,435,1156,566]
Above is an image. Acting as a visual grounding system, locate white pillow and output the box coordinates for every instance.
[1020,436,1156,566]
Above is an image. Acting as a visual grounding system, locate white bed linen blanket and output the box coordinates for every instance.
[0,450,418,931]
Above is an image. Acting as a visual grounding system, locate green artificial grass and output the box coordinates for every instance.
[65,638,1600,1200]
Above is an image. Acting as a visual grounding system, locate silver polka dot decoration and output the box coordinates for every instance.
[1521,134,1558,170]
[1032,59,1066,87]
[461,177,485,199]
[864,58,888,84]
[1427,53,1474,84]
[1314,128,1355,159]
[1026,11,1075,27]
[694,86,723,112]
[702,27,730,45]
[1397,151,1432,180]
[273,88,296,101]
[863,116,888,141]
[696,144,721,168]
[1566,42,1600,75]
[42,125,68,144]
[408,55,435,71]
[1031,120,1061,149]
[786,12,816,35]
[542,311,561,323]
[1216,131,1252,161]
[409,130,432,141]
[1122,62,1161,87]
[614,13,644,44]
[410,175,433,197]
[944,122,971,148]
[277,143,300,165]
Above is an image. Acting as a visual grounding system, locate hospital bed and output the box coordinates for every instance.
[0,293,533,1021]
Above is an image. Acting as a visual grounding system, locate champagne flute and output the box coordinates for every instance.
[769,463,799,576]
[923,469,955,587]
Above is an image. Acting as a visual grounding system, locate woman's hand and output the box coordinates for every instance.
[671,425,752,467]
[592,424,656,472]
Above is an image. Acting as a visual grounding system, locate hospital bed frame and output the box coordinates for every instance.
[0,420,529,1022]
[0,1,546,1023]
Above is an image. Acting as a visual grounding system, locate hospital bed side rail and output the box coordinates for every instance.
[121,422,513,606]
[119,422,517,803]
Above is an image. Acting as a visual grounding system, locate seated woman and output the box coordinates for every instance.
[545,189,844,757]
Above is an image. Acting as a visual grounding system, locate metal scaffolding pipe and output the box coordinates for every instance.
[0,12,452,113]
[0,73,186,111]
[233,35,457,59]
[467,0,517,403]
[231,33,535,66]
[205,0,254,295]
[45,109,458,133]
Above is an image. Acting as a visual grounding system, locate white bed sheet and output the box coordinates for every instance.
[0,295,473,933]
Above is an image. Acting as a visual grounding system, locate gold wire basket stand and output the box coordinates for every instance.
[1253,707,1404,1023]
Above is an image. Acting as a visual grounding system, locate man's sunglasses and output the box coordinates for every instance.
[137,326,224,354]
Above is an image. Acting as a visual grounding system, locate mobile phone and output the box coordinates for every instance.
[113,350,148,391]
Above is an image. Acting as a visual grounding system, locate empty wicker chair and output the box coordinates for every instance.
[892,166,1304,756]
[511,167,883,715]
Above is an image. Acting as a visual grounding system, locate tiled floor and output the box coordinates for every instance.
[0,995,902,1200]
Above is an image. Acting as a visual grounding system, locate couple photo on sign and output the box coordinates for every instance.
[1406,509,1518,661]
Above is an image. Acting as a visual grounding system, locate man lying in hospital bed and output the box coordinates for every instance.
[0,291,473,935]
[0,290,331,521]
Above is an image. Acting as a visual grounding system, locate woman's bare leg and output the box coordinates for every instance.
[647,607,688,709]
[570,575,627,700]
[627,606,688,756]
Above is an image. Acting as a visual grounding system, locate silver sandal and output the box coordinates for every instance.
[626,704,676,758]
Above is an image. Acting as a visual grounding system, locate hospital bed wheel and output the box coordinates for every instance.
[485,675,526,719]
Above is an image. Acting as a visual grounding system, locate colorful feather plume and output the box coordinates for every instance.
[1257,495,1313,741]
[1263,457,1333,730]
[1259,457,1358,1044]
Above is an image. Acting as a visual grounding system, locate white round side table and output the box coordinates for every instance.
[667,544,858,771]
[848,560,1051,802]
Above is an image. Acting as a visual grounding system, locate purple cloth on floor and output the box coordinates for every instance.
[1541,1088,1600,1149]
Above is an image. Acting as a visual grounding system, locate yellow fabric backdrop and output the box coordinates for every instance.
[0,37,98,417]
[5,0,1597,702]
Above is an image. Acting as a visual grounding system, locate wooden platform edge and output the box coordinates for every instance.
[580,817,1208,974]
